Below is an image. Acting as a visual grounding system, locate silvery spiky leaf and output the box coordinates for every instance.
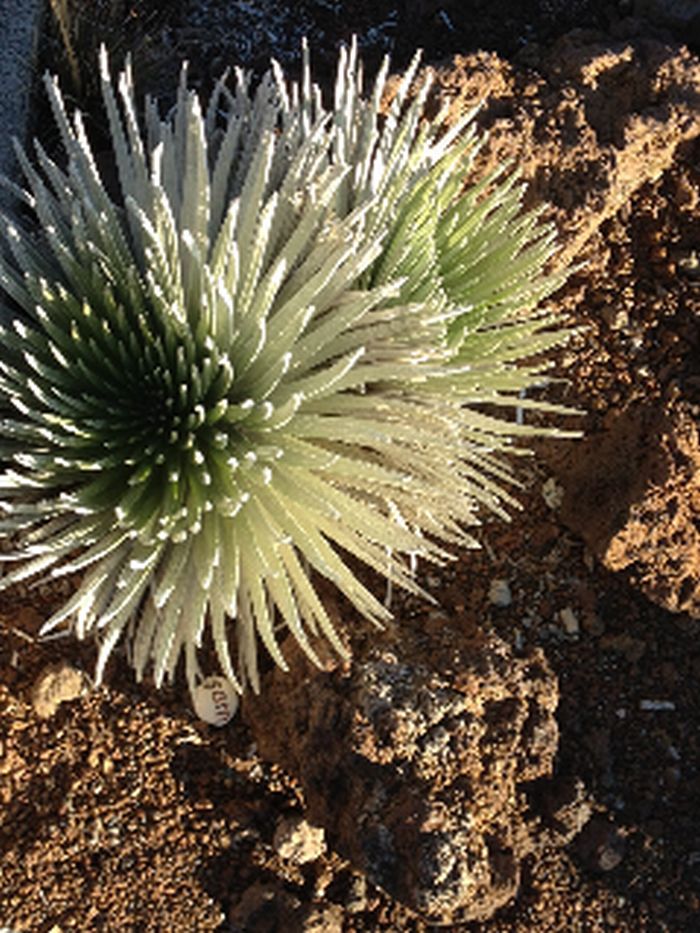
[0,42,571,698]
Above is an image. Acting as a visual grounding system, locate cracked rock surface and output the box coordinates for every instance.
[244,628,559,924]
[561,406,700,618]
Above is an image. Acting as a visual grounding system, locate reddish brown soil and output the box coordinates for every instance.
[2,3,700,931]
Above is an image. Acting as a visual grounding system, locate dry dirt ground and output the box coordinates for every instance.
[1,1,700,931]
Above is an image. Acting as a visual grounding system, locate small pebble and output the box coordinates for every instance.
[559,607,580,635]
[31,663,86,719]
[488,579,512,608]
[639,699,676,712]
[274,815,326,865]
[678,250,700,277]
[541,477,564,509]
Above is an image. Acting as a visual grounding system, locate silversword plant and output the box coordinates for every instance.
[0,41,570,699]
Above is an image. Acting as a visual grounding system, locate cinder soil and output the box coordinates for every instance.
[2,2,700,931]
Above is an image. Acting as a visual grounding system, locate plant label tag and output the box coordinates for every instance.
[193,675,238,726]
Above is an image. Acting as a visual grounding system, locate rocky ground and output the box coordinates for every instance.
[1,1,700,930]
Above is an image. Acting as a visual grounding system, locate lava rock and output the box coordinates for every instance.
[244,628,559,925]
[561,406,700,618]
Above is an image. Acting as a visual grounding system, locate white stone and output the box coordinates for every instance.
[274,815,326,865]
[639,699,676,712]
[192,675,238,726]
[488,579,512,608]
[541,477,564,509]
[559,607,579,635]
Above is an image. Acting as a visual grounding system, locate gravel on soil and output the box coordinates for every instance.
[1,2,699,931]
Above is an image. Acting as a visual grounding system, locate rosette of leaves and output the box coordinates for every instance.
[0,42,571,697]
